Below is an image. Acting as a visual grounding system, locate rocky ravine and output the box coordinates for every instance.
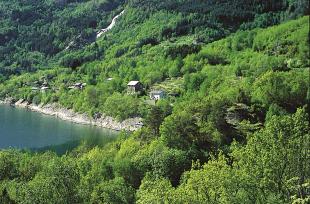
[0,98,143,132]
[65,10,125,50]
[96,10,125,38]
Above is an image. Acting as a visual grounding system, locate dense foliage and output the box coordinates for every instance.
[0,0,309,203]
[0,0,308,78]
[0,108,309,203]
[0,0,125,77]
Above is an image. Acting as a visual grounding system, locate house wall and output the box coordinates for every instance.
[128,83,142,93]
[150,92,164,100]
[127,85,138,93]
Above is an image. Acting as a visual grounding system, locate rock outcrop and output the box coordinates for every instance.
[1,99,143,131]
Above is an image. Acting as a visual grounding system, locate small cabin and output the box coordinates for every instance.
[74,82,82,86]
[40,86,50,93]
[150,90,165,101]
[127,81,142,94]
[69,82,86,90]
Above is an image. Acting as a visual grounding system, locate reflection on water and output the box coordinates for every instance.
[0,104,118,154]
[33,134,118,155]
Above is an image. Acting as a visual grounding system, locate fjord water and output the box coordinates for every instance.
[0,104,118,153]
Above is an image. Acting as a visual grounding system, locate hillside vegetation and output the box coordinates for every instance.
[0,0,308,78]
[0,0,309,203]
[0,0,125,77]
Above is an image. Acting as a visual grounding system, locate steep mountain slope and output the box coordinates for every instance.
[0,0,308,79]
[1,15,308,120]
[0,0,309,202]
[0,16,309,203]
[0,0,125,76]
[58,0,309,67]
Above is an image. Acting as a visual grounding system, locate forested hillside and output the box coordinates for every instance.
[0,0,309,203]
[0,0,308,79]
[0,0,125,77]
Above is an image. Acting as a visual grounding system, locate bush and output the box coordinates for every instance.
[103,93,141,121]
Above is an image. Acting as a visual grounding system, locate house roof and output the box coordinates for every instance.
[74,82,82,86]
[127,81,140,86]
[150,90,164,94]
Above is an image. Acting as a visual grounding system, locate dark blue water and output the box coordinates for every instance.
[0,104,118,153]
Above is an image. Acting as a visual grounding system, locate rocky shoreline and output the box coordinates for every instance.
[0,98,143,132]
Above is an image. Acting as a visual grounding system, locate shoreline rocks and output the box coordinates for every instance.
[1,99,143,132]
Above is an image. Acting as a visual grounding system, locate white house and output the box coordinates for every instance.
[40,86,50,93]
[150,90,165,100]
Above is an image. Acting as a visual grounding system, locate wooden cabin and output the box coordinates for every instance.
[127,81,142,94]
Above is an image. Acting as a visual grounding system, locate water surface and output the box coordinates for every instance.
[0,104,118,153]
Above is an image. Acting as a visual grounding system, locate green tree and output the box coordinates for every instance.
[91,177,135,204]
[136,174,175,204]
[232,108,310,202]
[144,100,172,136]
